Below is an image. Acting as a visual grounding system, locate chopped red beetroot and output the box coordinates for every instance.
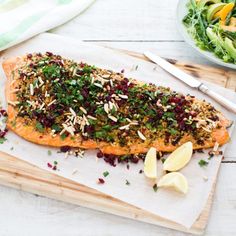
[0,130,7,138]
[52,165,57,171]
[97,150,104,158]
[47,163,52,168]
[98,178,105,184]
[96,150,147,167]
[0,109,8,140]
[46,51,53,57]
[0,109,7,117]
[60,146,71,152]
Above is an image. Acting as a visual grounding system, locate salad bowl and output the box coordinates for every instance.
[177,0,236,70]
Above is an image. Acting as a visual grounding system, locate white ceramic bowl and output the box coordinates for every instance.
[176,0,236,70]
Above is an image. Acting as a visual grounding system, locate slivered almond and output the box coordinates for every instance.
[64,151,69,159]
[137,130,146,141]
[70,108,76,116]
[8,101,19,106]
[110,79,113,87]
[39,103,45,110]
[109,101,116,110]
[202,127,211,133]
[62,124,75,136]
[29,84,34,96]
[119,124,130,130]
[102,74,110,79]
[87,115,97,120]
[130,121,139,125]
[80,107,87,114]
[38,77,44,86]
[104,103,109,114]
[108,115,118,122]
[128,78,134,86]
[59,129,66,135]
[94,82,103,88]
[118,94,128,99]
[48,100,56,106]
[213,142,219,152]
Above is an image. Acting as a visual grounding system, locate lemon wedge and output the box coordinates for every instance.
[163,142,193,171]
[144,147,157,179]
[157,172,188,194]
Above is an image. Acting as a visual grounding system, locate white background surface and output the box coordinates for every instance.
[0,0,236,235]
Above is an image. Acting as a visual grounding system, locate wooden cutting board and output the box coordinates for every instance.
[0,50,235,235]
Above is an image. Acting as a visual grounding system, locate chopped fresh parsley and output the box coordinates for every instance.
[42,65,61,79]
[94,130,106,139]
[60,133,67,140]
[161,158,166,164]
[125,179,130,185]
[51,124,62,132]
[103,171,109,177]
[48,150,52,156]
[198,159,209,167]
[0,137,7,144]
[153,184,158,192]
[35,122,44,133]
[169,128,178,135]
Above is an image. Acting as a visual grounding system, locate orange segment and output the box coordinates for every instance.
[214,2,235,21]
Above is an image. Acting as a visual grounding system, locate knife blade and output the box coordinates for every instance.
[144,51,236,114]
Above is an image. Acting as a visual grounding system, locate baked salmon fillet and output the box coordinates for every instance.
[2,52,231,155]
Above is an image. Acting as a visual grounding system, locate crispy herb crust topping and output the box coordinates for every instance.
[11,52,221,147]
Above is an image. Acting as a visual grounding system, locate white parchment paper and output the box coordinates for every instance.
[0,33,235,228]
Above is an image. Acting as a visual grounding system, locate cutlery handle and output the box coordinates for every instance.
[199,84,236,114]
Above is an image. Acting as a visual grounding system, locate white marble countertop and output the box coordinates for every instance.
[0,0,235,235]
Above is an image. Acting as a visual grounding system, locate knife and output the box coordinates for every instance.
[144,51,236,114]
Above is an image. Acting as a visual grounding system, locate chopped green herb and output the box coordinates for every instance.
[169,128,178,135]
[161,158,166,164]
[153,183,158,192]
[0,137,7,144]
[51,124,62,132]
[60,133,67,140]
[35,122,44,133]
[48,150,52,156]
[125,179,130,185]
[10,146,14,150]
[103,171,109,177]
[198,159,209,167]
[54,161,58,165]
[94,131,105,139]
[69,80,77,85]
[42,65,61,79]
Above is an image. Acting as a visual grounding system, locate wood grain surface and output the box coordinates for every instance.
[112,48,236,91]
[0,150,216,235]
